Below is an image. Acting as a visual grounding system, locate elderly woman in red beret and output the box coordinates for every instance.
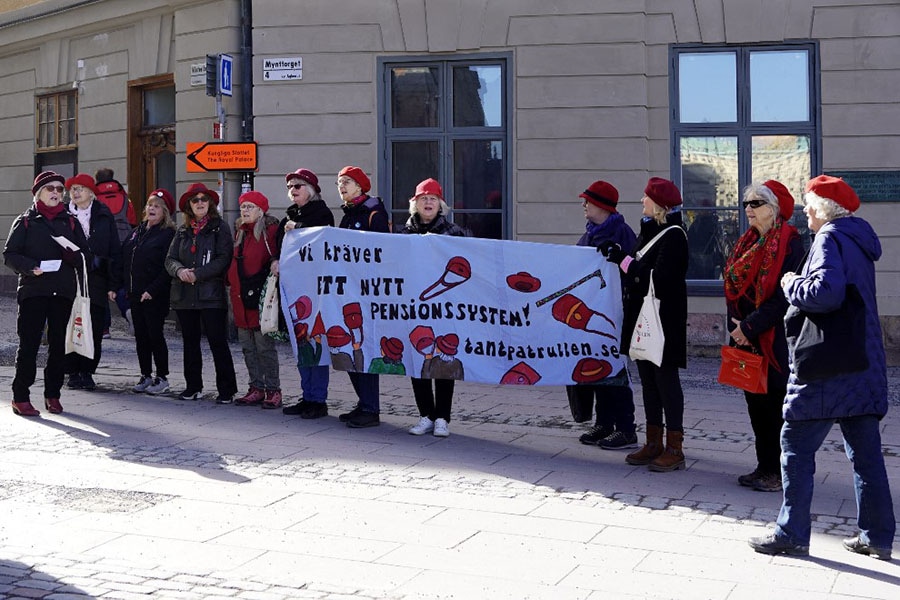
[601,177,689,471]
[165,182,237,403]
[228,190,282,409]
[276,168,335,420]
[723,181,803,492]
[64,173,122,392]
[121,189,177,395]
[4,171,89,416]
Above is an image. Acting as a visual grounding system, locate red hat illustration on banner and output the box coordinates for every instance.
[435,333,459,356]
[380,337,404,361]
[420,256,471,301]
[506,271,541,293]
[326,325,351,348]
[571,358,613,384]
[500,362,541,385]
[551,294,616,340]
[311,313,326,338]
[294,321,309,342]
[290,296,312,322]
[409,325,436,354]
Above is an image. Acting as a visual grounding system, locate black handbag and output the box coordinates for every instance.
[784,283,868,381]
[236,235,272,309]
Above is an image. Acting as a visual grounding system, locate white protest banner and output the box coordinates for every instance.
[279,227,625,386]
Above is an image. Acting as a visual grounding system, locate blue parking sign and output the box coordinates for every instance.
[219,54,233,97]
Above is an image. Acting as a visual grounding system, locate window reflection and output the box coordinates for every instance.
[678,53,736,123]
[453,65,502,127]
[750,51,809,122]
[391,67,439,128]
[144,86,175,126]
[391,141,439,224]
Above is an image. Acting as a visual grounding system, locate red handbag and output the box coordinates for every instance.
[717,345,768,394]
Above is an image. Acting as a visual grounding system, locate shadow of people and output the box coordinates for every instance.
[0,558,95,598]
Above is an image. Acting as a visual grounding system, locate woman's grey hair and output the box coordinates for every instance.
[143,197,175,229]
[743,183,779,216]
[286,179,322,203]
[804,191,852,221]
[409,196,450,216]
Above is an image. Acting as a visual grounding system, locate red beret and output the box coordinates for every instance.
[409,325,435,352]
[500,361,542,385]
[805,175,860,213]
[380,336,403,361]
[435,333,459,356]
[148,189,176,214]
[410,178,443,201]
[239,190,269,213]
[65,173,98,197]
[579,180,619,212]
[644,177,682,209]
[326,325,351,348]
[338,166,371,193]
[32,171,65,195]
[285,168,320,194]
[762,180,795,220]
[179,182,220,212]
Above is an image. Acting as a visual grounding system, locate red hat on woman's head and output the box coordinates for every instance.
[579,180,619,212]
[65,173,98,197]
[644,177,682,209]
[410,178,443,201]
[179,182,220,212]
[338,166,371,193]
[762,180,795,220]
[148,189,176,214]
[32,171,65,195]
[805,175,860,213]
[285,168,320,194]
[239,190,269,213]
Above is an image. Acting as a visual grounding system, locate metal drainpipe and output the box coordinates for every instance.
[240,0,254,192]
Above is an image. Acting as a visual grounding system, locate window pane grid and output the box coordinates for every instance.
[36,92,77,151]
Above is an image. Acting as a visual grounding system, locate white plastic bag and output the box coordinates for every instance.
[259,272,280,334]
[628,270,664,366]
[65,255,94,359]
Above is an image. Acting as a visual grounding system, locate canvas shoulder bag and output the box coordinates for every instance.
[628,269,665,366]
[65,254,95,359]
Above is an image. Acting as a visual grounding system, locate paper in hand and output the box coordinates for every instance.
[52,236,79,251]
[39,260,62,272]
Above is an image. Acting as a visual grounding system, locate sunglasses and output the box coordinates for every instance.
[742,199,768,209]
[190,196,209,204]
[43,185,65,193]
[286,183,305,190]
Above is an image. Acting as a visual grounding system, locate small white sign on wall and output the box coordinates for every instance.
[263,57,303,81]
[190,62,205,87]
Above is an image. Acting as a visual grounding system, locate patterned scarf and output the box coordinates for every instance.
[188,215,210,253]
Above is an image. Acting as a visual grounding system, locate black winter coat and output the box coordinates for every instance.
[165,217,233,310]
[276,199,335,250]
[621,219,689,368]
[3,204,89,302]
[399,213,469,237]
[122,222,176,304]
[339,196,391,233]
[77,201,123,306]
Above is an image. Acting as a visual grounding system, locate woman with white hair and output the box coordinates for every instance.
[749,175,895,560]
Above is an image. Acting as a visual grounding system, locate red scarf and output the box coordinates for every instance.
[35,200,65,221]
[188,216,210,253]
[724,218,798,371]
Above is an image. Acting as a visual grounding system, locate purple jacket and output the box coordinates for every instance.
[782,216,887,421]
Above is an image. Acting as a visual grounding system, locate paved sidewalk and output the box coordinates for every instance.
[0,297,898,599]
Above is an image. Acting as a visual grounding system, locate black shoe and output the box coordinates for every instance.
[300,402,328,420]
[347,411,380,428]
[215,393,234,405]
[748,533,809,557]
[80,372,96,391]
[738,468,763,487]
[66,373,84,390]
[339,405,363,423]
[282,400,310,415]
[843,535,892,560]
[598,430,639,450]
[579,425,613,446]
[179,389,202,401]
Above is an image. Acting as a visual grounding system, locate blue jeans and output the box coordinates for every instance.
[776,415,896,548]
[348,371,379,413]
[298,364,329,403]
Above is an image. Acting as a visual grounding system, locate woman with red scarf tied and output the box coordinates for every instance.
[723,180,803,492]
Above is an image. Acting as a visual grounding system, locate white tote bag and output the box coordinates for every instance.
[628,270,665,366]
[65,255,95,359]
[259,272,280,334]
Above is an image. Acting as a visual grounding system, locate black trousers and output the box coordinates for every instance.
[132,297,170,378]
[569,384,635,434]
[176,308,237,395]
[64,301,105,375]
[411,377,454,421]
[13,295,73,402]
[635,361,685,432]
[745,385,786,474]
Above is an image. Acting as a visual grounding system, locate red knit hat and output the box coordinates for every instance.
[380,336,403,361]
[239,190,269,213]
[579,180,619,212]
[179,182,220,212]
[285,168,320,194]
[762,180,795,220]
[32,171,65,195]
[410,178,443,201]
[805,175,860,213]
[644,177,682,209]
[338,166,371,193]
[65,173,99,197]
[148,188,176,214]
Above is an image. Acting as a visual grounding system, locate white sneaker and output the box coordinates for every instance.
[132,375,152,393]
[433,418,450,438]
[146,377,170,395]
[408,416,434,435]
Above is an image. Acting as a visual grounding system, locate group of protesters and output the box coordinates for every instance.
[4,165,894,561]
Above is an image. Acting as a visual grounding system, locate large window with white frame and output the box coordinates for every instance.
[670,43,819,288]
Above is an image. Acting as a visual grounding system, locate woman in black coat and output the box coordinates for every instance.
[4,171,89,416]
[602,177,689,472]
[165,182,237,403]
[121,189,177,395]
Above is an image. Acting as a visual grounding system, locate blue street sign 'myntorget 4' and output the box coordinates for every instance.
[219,54,233,97]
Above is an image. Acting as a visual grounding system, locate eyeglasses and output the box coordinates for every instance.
[742,199,768,209]
[286,183,306,191]
[190,196,209,204]
[239,203,259,211]
[335,178,355,187]
[43,185,65,193]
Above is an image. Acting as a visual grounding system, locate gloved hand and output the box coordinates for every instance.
[604,246,628,265]
[61,248,82,266]
[597,240,620,256]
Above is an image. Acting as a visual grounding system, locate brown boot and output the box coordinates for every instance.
[626,424,664,465]
[649,430,686,472]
